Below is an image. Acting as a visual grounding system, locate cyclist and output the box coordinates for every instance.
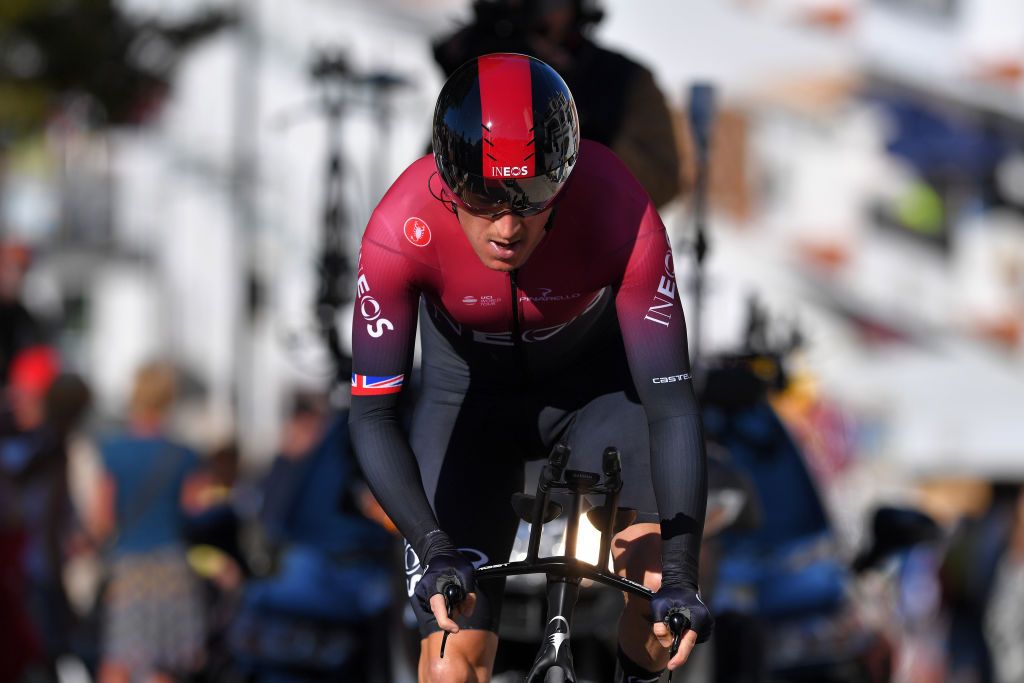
[349,53,712,682]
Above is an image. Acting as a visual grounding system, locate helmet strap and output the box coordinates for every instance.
[428,172,458,215]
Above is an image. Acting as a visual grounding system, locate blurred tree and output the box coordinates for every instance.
[0,0,233,140]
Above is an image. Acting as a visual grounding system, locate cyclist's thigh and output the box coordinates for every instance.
[561,388,658,524]
[406,385,527,637]
[533,325,658,522]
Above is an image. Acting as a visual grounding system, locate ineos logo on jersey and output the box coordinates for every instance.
[430,292,605,346]
[473,329,514,346]
[652,373,691,384]
[522,323,569,342]
[460,548,490,569]
[403,216,431,247]
[644,249,677,328]
[446,290,604,346]
[356,272,394,338]
[404,542,422,597]
[360,297,382,320]
[491,165,529,177]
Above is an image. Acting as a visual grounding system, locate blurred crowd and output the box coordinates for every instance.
[0,243,397,683]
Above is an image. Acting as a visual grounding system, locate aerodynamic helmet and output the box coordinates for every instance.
[432,52,580,217]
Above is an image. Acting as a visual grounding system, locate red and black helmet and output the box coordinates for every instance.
[432,53,580,218]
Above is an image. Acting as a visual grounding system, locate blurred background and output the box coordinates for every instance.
[1,0,1023,682]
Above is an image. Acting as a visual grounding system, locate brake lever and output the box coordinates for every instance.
[439,582,466,659]
[665,608,691,682]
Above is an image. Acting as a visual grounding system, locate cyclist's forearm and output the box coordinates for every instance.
[348,401,442,558]
[649,413,707,591]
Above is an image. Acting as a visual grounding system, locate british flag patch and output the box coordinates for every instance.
[351,373,404,396]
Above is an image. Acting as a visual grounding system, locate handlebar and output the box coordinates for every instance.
[437,443,683,671]
[602,446,622,477]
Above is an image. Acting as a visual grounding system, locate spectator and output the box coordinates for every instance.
[186,440,248,580]
[0,347,88,682]
[180,440,249,681]
[983,485,1024,683]
[89,361,206,683]
[433,0,682,207]
[940,483,1021,683]
[252,390,393,618]
[0,242,46,386]
[228,390,394,681]
[0,467,41,682]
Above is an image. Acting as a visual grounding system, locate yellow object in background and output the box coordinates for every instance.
[896,182,945,237]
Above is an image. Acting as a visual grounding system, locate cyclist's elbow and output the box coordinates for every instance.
[347,399,391,446]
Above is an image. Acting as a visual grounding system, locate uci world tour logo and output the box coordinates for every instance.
[404,216,431,247]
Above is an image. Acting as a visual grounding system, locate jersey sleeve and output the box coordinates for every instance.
[614,201,707,591]
[348,228,443,557]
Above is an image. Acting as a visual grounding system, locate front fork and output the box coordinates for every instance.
[526,576,581,683]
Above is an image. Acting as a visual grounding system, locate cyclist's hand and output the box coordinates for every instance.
[415,551,477,634]
[650,586,714,671]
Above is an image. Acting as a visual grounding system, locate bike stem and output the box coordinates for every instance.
[527,443,570,562]
[597,447,622,571]
[563,485,586,559]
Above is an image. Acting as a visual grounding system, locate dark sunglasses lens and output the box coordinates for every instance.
[457,173,565,217]
[461,198,546,218]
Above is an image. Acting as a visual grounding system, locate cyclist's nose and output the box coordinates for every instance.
[492,214,522,239]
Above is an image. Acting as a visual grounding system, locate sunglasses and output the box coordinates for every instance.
[436,155,575,219]
[454,196,551,219]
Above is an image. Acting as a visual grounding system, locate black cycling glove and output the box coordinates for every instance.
[413,530,476,614]
[650,585,714,644]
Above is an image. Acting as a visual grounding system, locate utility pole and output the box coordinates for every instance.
[687,82,715,369]
[231,0,261,454]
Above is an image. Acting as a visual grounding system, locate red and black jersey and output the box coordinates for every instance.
[350,140,706,590]
[352,140,692,405]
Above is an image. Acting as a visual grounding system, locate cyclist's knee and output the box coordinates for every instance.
[640,568,662,593]
[420,630,497,683]
[422,652,479,683]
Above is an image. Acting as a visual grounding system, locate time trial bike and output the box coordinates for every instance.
[437,443,692,683]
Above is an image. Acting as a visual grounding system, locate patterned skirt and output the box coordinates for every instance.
[103,545,205,674]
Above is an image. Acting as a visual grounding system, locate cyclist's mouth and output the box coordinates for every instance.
[489,240,519,259]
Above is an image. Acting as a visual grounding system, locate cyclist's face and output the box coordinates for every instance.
[456,206,552,272]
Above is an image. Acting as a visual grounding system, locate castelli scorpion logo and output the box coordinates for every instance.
[404,217,432,247]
